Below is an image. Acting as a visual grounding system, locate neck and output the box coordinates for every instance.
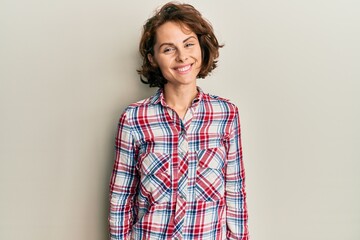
[163,83,198,114]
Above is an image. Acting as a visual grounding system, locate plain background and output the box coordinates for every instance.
[1,0,359,239]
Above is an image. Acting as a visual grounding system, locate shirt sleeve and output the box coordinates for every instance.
[109,111,139,240]
[225,108,249,239]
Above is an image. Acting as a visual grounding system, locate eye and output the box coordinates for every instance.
[163,47,175,54]
[185,43,195,48]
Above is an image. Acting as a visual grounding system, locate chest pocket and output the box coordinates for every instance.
[138,152,171,203]
[195,147,226,201]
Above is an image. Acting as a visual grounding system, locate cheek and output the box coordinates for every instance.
[157,57,173,70]
[196,48,202,66]
[195,47,202,61]
[157,62,169,73]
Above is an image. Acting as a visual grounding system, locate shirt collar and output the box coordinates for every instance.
[191,86,204,108]
[149,88,163,105]
[150,86,204,107]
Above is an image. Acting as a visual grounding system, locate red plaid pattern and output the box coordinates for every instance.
[109,88,248,239]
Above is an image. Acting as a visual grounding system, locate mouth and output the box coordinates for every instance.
[174,64,193,74]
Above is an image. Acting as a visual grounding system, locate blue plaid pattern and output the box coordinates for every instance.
[109,88,248,239]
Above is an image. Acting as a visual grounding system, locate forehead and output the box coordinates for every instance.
[154,21,196,44]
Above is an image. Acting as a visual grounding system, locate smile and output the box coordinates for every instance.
[175,64,192,73]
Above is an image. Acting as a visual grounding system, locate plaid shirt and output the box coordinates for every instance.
[109,87,248,240]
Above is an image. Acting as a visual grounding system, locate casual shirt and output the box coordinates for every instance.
[109,87,248,240]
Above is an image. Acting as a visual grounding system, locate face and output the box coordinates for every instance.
[148,21,202,88]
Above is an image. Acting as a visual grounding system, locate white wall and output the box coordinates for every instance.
[1,0,359,239]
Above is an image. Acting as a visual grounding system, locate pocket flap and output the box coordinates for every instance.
[138,152,169,175]
[197,147,226,169]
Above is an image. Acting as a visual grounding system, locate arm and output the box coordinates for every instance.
[109,111,139,240]
[225,108,249,239]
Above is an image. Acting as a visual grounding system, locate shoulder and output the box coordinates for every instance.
[203,92,239,112]
[125,89,161,110]
[126,97,153,109]
[120,93,159,120]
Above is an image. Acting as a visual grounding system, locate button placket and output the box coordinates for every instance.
[173,122,188,239]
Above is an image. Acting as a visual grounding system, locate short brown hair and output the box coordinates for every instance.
[137,2,223,88]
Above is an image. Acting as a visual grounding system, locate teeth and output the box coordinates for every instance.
[177,65,191,72]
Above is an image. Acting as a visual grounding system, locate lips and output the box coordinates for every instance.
[174,64,192,73]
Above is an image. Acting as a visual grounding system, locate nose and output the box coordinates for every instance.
[175,48,188,62]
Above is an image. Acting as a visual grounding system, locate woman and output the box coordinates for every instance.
[109,2,248,239]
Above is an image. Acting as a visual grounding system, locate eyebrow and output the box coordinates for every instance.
[158,36,197,50]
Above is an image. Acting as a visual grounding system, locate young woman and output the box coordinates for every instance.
[109,2,248,239]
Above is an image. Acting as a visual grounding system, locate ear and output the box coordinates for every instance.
[147,53,157,67]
